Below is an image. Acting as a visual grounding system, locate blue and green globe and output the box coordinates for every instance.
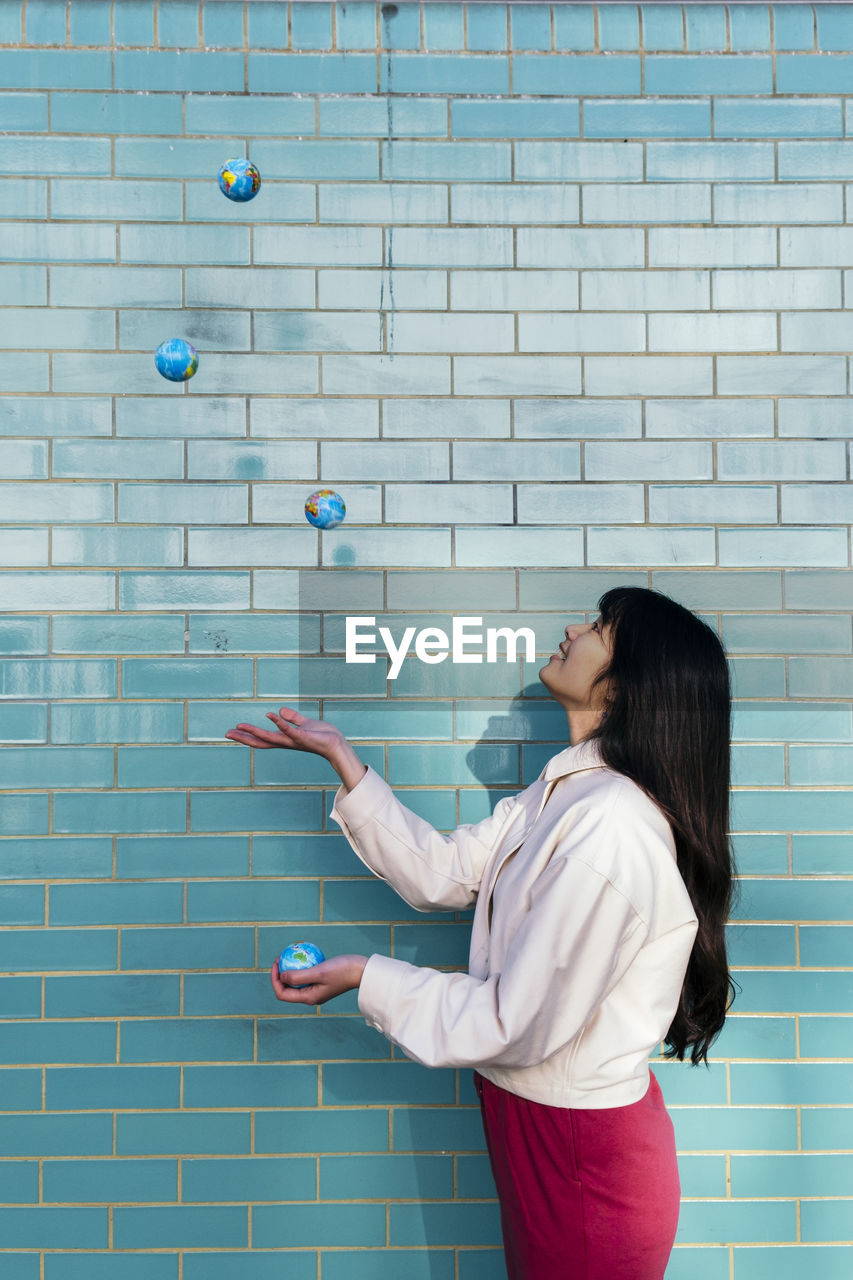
[218,158,261,202]
[154,338,198,382]
[305,489,346,530]
[278,941,325,989]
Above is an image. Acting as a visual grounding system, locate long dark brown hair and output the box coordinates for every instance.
[586,586,737,1064]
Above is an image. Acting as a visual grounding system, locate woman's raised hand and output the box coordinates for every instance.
[225,705,343,760]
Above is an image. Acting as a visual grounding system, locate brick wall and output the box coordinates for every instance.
[0,2,852,1276]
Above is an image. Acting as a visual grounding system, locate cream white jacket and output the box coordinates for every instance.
[330,736,699,1108]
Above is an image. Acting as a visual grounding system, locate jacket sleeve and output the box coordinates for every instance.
[329,765,527,911]
[355,824,652,1070]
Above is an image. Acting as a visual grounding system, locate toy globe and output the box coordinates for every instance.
[278,941,325,988]
[218,158,261,202]
[305,489,346,530]
[154,338,198,382]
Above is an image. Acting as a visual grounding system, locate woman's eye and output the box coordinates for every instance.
[591,621,599,632]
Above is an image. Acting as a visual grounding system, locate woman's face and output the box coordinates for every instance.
[539,616,615,715]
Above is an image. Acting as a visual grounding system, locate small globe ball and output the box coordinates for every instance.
[154,338,198,382]
[278,941,325,989]
[218,158,261,202]
[305,489,346,530]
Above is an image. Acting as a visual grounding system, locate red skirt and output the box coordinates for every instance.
[473,1069,680,1280]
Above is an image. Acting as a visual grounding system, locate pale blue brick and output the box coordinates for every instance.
[254,225,379,267]
[773,5,815,51]
[778,53,853,93]
[187,528,317,568]
[466,4,506,51]
[323,354,449,395]
[51,265,181,308]
[0,49,111,88]
[584,356,713,397]
[319,183,446,224]
[780,398,853,439]
[714,268,840,311]
[186,94,312,135]
[52,91,183,135]
[52,615,185,655]
[451,269,578,311]
[685,5,727,51]
[1,221,115,262]
[816,4,853,53]
[0,1,21,44]
[513,54,640,96]
[112,2,154,47]
[378,53,507,94]
[186,440,314,480]
[118,483,246,525]
[648,485,777,525]
[717,355,847,395]
[186,267,313,311]
[52,354,184,395]
[252,396,378,439]
[0,618,48,655]
[54,791,187,836]
[202,1,244,48]
[715,183,843,224]
[250,139,377,180]
[120,308,250,352]
[454,441,579,481]
[337,1,378,50]
[188,182,314,224]
[729,5,771,52]
[790,746,853,785]
[518,228,643,268]
[0,395,110,437]
[53,440,183,480]
[0,92,47,131]
[787,569,853,609]
[715,98,842,138]
[118,572,251,612]
[383,398,510,439]
[583,269,709,311]
[509,5,552,51]
[0,352,47,391]
[585,183,710,223]
[781,484,853,524]
[455,526,584,568]
[720,528,847,567]
[389,227,510,267]
[451,98,578,139]
[390,312,513,353]
[115,51,244,91]
[289,1,331,49]
[646,55,772,95]
[319,97,444,137]
[188,614,310,655]
[117,396,246,438]
[0,483,113,522]
[0,176,45,218]
[184,354,317,396]
[586,441,712,482]
[650,312,776,352]
[0,263,44,305]
[247,1,286,48]
[515,140,643,182]
[26,0,66,45]
[53,177,182,221]
[454,356,581,396]
[52,527,183,568]
[382,140,510,183]
[0,438,45,475]
[719,441,845,480]
[385,483,511,525]
[782,226,853,266]
[779,141,853,180]
[250,51,374,93]
[451,182,578,224]
[381,1,420,49]
[584,99,710,139]
[783,310,853,352]
[0,528,46,566]
[3,573,113,611]
[158,1,200,48]
[519,312,644,353]
[517,484,643,525]
[0,307,113,350]
[649,227,776,267]
[647,141,774,181]
[120,223,249,266]
[117,138,243,183]
[552,5,595,52]
[318,268,444,311]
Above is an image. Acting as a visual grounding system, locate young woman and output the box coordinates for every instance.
[226,585,736,1280]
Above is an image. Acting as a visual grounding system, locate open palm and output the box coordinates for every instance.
[225,705,342,759]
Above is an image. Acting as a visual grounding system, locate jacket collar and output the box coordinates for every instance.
[540,736,606,782]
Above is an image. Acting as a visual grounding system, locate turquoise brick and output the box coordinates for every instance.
[256,654,386,697]
[186,94,312,135]
[320,181,446,224]
[114,1205,247,1249]
[716,98,842,138]
[452,98,578,138]
[733,1248,853,1280]
[182,1155,314,1203]
[0,571,113,610]
[0,616,48,654]
[773,6,816,51]
[44,1158,177,1205]
[189,614,314,654]
[552,5,595,52]
[188,698,316,742]
[781,141,853,181]
[68,0,113,46]
[320,97,444,137]
[0,1112,112,1156]
[676,1199,795,1245]
[466,4,506,51]
[734,1062,853,1104]
[117,395,246,437]
[252,833,375,877]
[337,1,378,50]
[183,971,312,1017]
[187,878,318,921]
[255,1106,387,1154]
[0,885,43,925]
[803,1108,853,1150]
[378,53,507,94]
[52,91,182,135]
[457,1152,498,1197]
[790,746,853,786]
[727,921,795,966]
[323,1253,453,1280]
[113,2,154,47]
[183,1063,316,1108]
[117,1110,250,1154]
[732,706,852,747]
[585,100,710,139]
[250,139,376,181]
[671,1106,797,1152]
[0,1161,37,1203]
[247,1,286,48]
[290,1,331,49]
[515,140,643,181]
[0,49,111,88]
[730,5,771,52]
[0,306,112,350]
[117,746,248,790]
[391,1202,500,1247]
[0,836,110,880]
[0,975,42,1017]
[392,1104,485,1152]
[120,1017,253,1063]
[250,51,374,92]
[52,178,181,221]
[646,54,772,94]
[25,0,66,45]
[190,788,322,833]
[258,1006,389,1061]
[323,1061,454,1107]
[800,1013,853,1056]
[510,5,551,51]
[513,54,639,95]
[712,1015,796,1059]
[122,658,253,699]
[598,4,639,50]
[381,1,419,49]
[202,1,244,48]
[118,483,246,524]
[53,791,187,835]
[382,141,510,183]
[786,569,853,609]
[157,0,199,48]
[51,266,181,307]
[51,702,183,745]
[0,746,112,788]
[0,792,47,835]
[0,1207,108,1249]
[120,222,249,265]
[115,50,244,90]
[322,1152,451,1200]
[116,835,248,879]
[724,614,850,652]
[0,92,47,130]
[52,614,185,655]
[46,974,179,1019]
[716,183,842,224]
[1,220,115,261]
[0,3,22,43]
[254,1202,383,1248]
[794,835,853,874]
[817,5,853,52]
[50,881,183,926]
[641,5,683,52]
[0,927,115,972]
[0,263,45,305]
[736,876,853,920]
[685,5,727,51]
[0,657,115,698]
[46,1065,179,1111]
